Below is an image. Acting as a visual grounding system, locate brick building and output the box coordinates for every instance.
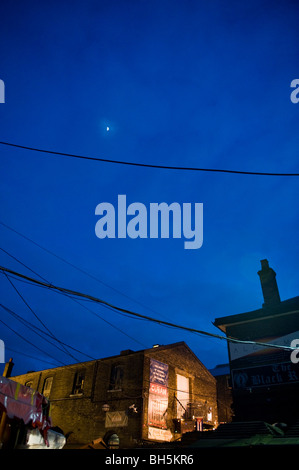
[10,342,218,448]
[209,364,233,424]
[214,260,299,425]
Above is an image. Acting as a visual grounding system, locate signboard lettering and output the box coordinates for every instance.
[232,362,299,390]
[148,359,169,431]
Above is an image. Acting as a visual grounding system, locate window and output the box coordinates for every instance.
[42,377,53,398]
[108,364,124,391]
[176,374,189,419]
[72,371,85,395]
[226,376,232,389]
[25,380,33,389]
[105,433,120,449]
[108,433,119,449]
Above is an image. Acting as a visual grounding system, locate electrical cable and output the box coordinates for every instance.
[0,300,86,361]
[3,272,80,362]
[0,265,296,353]
[0,316,66,366]
[0,246,147,348]
[0,221,171,322]
[0,140,298,176]
[0,302,96,361]
[5,346,61,367]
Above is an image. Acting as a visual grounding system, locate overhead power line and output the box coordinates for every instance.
[5,346,60,368]
[0,221,171,323]
[0,245,146,348]
[0,303,96,361]
[0,140,298,176]
[0,265,296,353]
[3,271,79,362]
[0,316,65,366]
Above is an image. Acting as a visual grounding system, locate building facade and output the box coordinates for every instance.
[209,364,233,424]
[10,342,218,448]
[214,260,299,425]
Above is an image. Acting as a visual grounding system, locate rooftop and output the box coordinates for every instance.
[213,296,299,333]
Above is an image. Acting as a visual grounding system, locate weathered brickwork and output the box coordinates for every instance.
[11,342,217,448]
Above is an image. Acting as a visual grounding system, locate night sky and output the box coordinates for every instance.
[0,0,298,376]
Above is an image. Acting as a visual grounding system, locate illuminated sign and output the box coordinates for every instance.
[149,383,168,397]
[148,426,172,442]
[149,358,169,386]
[148,359,169,431]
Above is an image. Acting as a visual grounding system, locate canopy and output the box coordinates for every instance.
[0,375,52,443]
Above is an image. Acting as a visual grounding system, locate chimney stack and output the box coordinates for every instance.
[258,259,281,308]
[2,358,14,378]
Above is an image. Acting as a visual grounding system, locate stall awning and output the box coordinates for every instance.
[0,375,52,433]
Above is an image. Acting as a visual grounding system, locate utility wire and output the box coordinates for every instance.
[1,303,119,376]
[0,251,101,363]
[0,289,80,362]
[0,140,298,176]
[5,346,62,368]
[0,265,296,353]
[0,226,266,348]
[0,246,51,283]
[0,316,65,366]
[0,228,282,349]
[0,246,146,348]
[3,271,79,362]
[0,221,171,322]
[0,247,83,360]
[0,303,96,360]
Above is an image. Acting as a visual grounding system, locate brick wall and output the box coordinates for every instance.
[142,343,218,440]
[11,342,218,448]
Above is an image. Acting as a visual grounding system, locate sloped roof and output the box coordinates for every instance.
[213,296,299,333]
[11,341,211,378]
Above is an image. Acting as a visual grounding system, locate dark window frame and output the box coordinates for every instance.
[25,380,33,389]
[71,370,85,395]
[42,376,53,398]
[108,364,124,391]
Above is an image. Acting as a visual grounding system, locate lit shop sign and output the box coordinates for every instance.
[148,359,170,432]
[149,358,169,385]
[148,426,172,442]
[232,362,299,390]
[149,383,168,397]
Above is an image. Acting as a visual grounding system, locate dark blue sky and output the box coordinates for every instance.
[0,0,298,376]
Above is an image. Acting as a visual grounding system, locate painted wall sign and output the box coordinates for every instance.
[232,361,299,389]
[148,358,169,431]
[229,331,299,361]
[149,383,168,397]
[148,426,172,442]
[149,358,169,386]
[148,395,168,428]
[105,411,128,428]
